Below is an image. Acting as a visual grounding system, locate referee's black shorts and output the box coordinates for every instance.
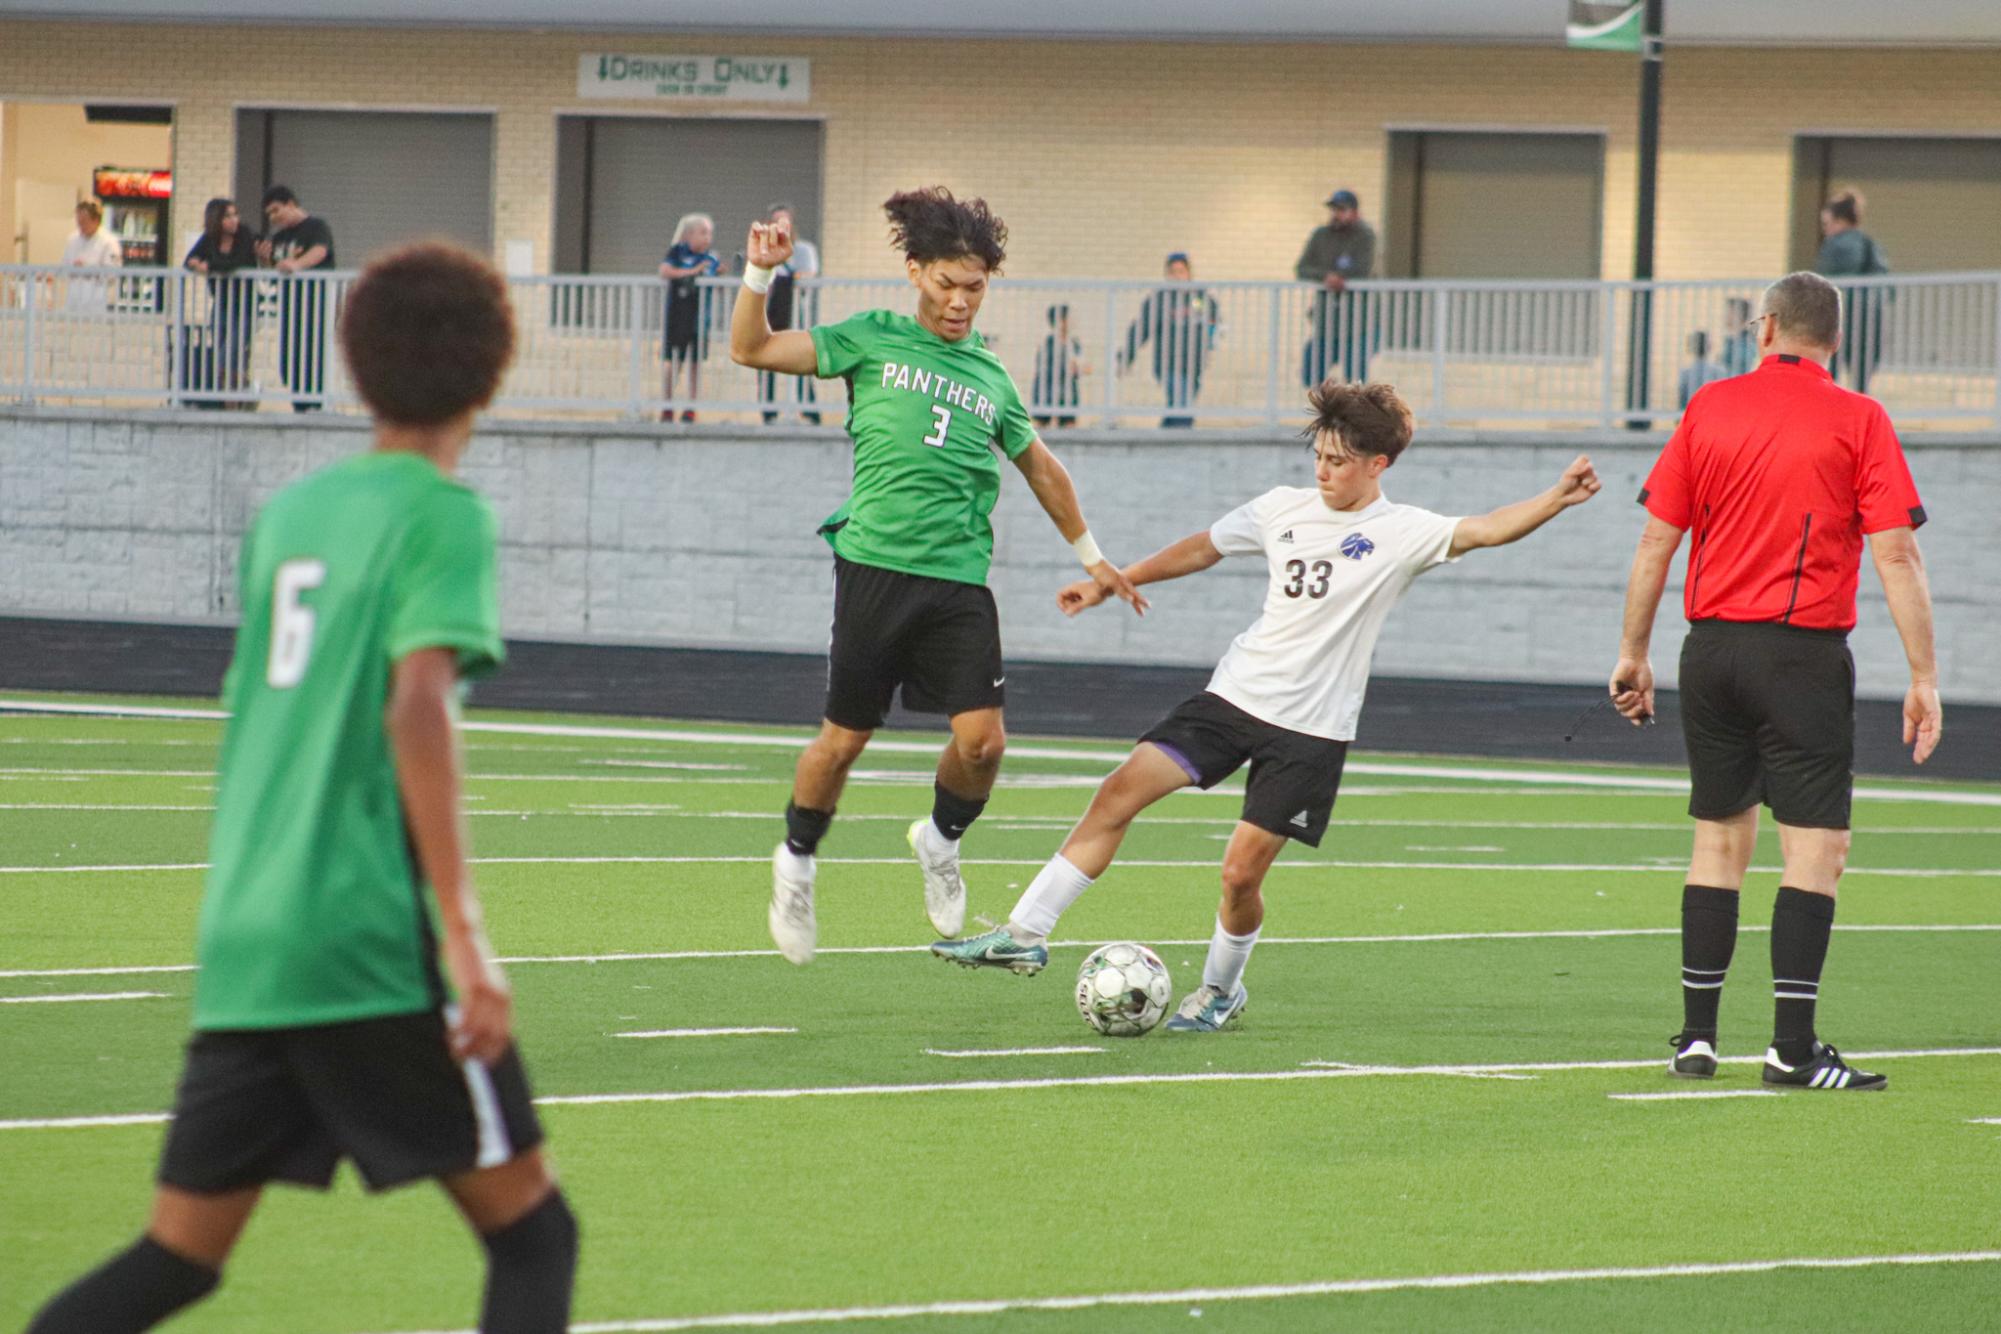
[823,555,1005,731]
[157,1009,544,1194]
[1678,619,1855,830]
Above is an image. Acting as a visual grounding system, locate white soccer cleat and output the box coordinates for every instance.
[769,843,817,965]
[907,818,967,938]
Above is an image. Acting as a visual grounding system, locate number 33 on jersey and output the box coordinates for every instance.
[1203,486,1463,743]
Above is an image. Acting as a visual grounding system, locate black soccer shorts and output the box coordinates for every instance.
[1678,619,1856,830]
[1139,691,1349,846]
[157,1009,544,1194]
[823,555,1006,731]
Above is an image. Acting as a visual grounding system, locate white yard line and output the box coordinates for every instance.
[10,699,1998,806]
[1608,1090,1786,1101]
[4,923,1994,981]
[1969,1118,2001,1125]
[8,1047,1996,1132]
[613,1027,797,1039]
[0,990,165,1004]
[923,1046,1105,1058]
[5,854,1996,877]
[371,1249,2001,1332]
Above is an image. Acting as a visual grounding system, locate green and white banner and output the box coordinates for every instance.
[578,53,811,102]
[1566,1,1643,51]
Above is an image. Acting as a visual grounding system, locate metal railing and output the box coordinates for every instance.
[2,266,1996,430]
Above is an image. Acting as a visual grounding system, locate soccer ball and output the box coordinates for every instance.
[1074,942,1172,1037]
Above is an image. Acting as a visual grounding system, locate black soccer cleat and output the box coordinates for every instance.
[1761,1043,1888,1092]
[1668,1033,1718,1078]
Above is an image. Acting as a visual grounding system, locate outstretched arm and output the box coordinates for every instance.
[1448,454,1601,557]
[1011,439,1148,616]
[729,221,818,374]
[1608,515,1685,725]
[388,648,510,1063]
[1057,530,1220,617]
[1869,526,1942,763]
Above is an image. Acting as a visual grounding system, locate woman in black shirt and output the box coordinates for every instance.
[183,197,256,403]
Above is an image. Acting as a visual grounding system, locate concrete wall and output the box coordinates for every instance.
[3,19,2001,282]
[2,408,1992,703]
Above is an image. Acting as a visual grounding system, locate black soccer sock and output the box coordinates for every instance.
[1770,885,1837,1066]
[783,802,834,857]
[1679,883,1739,1040]
[27,1235,220,1334]
[930,781,988,842]
[479,1189,579,1334]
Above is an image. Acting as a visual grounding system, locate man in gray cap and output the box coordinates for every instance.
[1296,188,1377,386]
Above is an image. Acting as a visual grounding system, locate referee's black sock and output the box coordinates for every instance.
[1770,885,1837,1066]
[27,1235,220,1333]
[1679,883,1739,1041]
[479,1189,579,1334]
[783,802,834,857]
[930,781,988,842]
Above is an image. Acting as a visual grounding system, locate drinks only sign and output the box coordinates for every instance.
[579,53,811,103]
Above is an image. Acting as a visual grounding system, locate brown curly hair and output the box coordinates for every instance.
[883,187,1008,273]
[1301,380,1414,464]
[339,241,515,426]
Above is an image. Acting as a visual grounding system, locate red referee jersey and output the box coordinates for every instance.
[1640,354,1925,632]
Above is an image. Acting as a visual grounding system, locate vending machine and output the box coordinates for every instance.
[92,166,172,266]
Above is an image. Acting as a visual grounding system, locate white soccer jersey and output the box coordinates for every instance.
[1205,487,1461,741]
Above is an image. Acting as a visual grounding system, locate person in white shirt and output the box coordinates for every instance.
[61,200,123,310]
[933,380,1600,1030]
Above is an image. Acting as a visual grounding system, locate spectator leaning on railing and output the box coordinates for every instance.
[183,198,257,406]
[1119,253,1218,429]
[659,212,722,423]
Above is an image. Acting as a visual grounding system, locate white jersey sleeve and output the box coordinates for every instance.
[1397,508,1463,575]
[1209,493,1272,557]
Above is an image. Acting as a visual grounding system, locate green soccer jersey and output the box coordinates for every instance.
[811,309,1039,585]
[194,451,503,1031]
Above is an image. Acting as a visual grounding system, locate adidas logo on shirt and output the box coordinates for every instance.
[1289,809,1311,828]
[1277,529,1295,544]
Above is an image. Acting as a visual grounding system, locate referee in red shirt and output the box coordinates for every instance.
[1610,271,1941,1093]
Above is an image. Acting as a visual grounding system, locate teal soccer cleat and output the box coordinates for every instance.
[930,926,1049,975]
[1164,982,1248,1033]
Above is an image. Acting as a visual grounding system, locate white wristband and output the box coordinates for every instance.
[1071,531,1105,568]
[743,263,775,294]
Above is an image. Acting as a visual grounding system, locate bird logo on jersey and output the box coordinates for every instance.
[1339,533,1376,561]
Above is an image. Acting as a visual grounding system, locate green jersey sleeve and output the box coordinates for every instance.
[812,310,882,379]
[387,488,504,678]
[994,378,1037,459]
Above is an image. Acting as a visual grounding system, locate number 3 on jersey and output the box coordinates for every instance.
[922,404,952,448]
[1283,558,1333,599]
[267,558,326,688]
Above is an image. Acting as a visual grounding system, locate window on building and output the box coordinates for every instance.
[552,116,822,277]
[234,110,494,263]
[1384,131,1605,280]
[1790,135,2001,273]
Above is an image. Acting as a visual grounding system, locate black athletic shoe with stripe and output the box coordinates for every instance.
[1668,1033,1718,1078]
[1761,1042,1888,1091]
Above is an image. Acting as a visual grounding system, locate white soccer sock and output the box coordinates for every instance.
[1007,854,1093,944]
[776,844,815,880]
[1202,917,1260,993]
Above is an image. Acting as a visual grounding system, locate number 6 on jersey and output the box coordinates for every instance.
[267,558,326,688]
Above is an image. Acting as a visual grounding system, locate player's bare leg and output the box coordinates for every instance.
[442,1147,578,1334]
[1168,820,1286,1032]
[932,741,1187,973]
[1055,742,1192,877]
[1672,809,1757,1076]
[911,708,1007,937]
[23,1186,257,1331]
[772,720,872,964]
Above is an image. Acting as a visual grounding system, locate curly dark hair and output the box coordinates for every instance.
[1301,380,1414,464]
[339,241,515,426]
[883,187,1007,273]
